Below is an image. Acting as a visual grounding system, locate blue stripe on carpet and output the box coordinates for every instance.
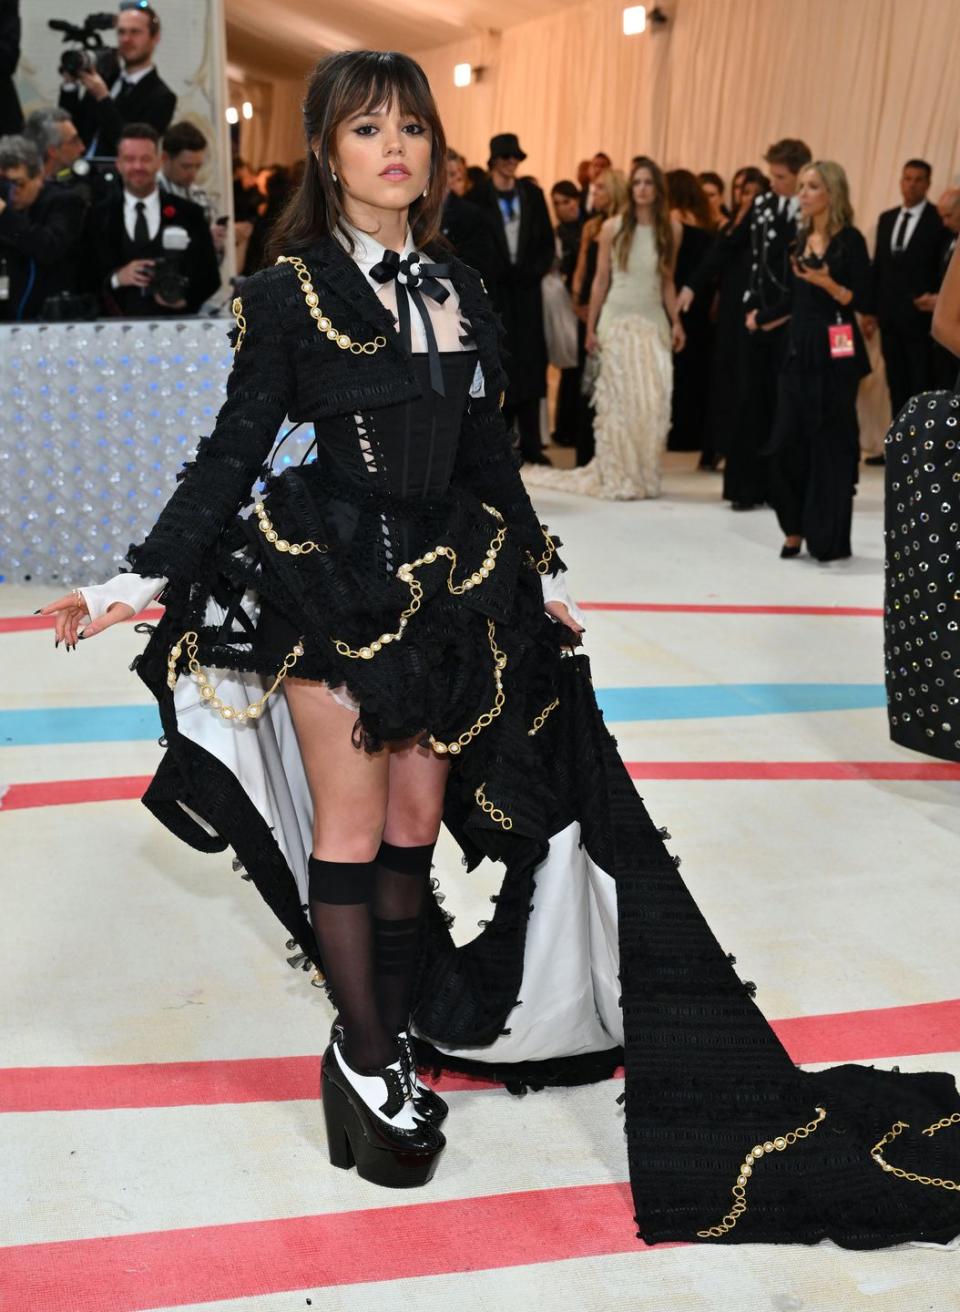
[0,684,885,746]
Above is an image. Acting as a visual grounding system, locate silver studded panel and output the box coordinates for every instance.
[884,388,960,763]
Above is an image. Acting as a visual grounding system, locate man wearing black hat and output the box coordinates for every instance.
[471,132,555,464]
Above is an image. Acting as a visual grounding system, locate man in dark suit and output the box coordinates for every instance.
[867,160,948,416]
[59,5,176,158]
[678,137,812,508]
[83,122,220,317]
[469,132,556,464]
[0,133,87,319]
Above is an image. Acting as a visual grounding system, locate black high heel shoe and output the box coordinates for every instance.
[780,542,802,559]
[399,1030,449,1126]
[321,1040,445,1188]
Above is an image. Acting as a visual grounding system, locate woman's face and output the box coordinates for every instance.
[330,98,432,217]
[797,167,828,220]
[593,177,610,212]
[445,156,466,196]
[701,180,722,216]
[632,167,656,209]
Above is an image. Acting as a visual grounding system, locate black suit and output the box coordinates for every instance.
[83,189,220,317]
[59,68,176,157]
[873,200,948,411]
[0,182,88,320]
[470,177,555,460]
[441,191,500,290]
[0,0,23,134]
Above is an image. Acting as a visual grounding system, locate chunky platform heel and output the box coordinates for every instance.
[320,1041,445,1188]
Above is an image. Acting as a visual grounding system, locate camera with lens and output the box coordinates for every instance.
[49,13,121,83]
[152,226,192,306]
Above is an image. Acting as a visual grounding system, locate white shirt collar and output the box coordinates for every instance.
[902,200,927,218]
[337,222,418,278]
[117,63,154,87]
[123,187,160,211]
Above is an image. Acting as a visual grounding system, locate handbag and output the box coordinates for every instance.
[883,372,960,762]
[541,270,579,369]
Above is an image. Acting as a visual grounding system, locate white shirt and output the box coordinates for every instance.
[122,186,161,242]
[110,63,155,97]
[890,200,927,252]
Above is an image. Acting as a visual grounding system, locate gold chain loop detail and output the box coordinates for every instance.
[331,504,506,661]
[528,527,556,576]
[696,1107,827,1239]
[253,500,327,557]
[871,1114,960,1190]
[528,697,559,736]
[231,296,247,353]
[166,630,304,721]
[474,782,513,830]
[277,255,388,355]
[429,618,506,756]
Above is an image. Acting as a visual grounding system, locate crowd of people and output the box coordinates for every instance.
[2,1,959,562]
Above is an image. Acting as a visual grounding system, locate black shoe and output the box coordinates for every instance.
[731,501,760,511]
[864,454,885,466]
[321,1040,445,1188]
[399,1030,449,1126]
[780,543,802,558]
[523,452,553,466]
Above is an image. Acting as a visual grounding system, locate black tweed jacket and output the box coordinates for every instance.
[127,237,555,585]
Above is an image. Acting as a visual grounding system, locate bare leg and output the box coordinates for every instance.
[283,679,393,1069]
[372,740,450,1035]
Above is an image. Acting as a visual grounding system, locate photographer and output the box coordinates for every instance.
[23,107,84,181]
[83,122,219,317]
[0,134,86,320]
[59,4,176,158]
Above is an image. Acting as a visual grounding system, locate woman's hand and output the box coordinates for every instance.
[37,592,134,650]
[671,319,686,353]
[544,599,585,644]
[585,329,599,354]
[791,259,833,291]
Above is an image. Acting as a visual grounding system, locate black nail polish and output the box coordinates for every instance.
[55,639,60,648]
[33,608,43,615]
[78,633,86,640]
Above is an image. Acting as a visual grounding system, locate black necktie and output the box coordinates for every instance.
[133,200,150,250]
[117,78,133,101]
[369,250,452,396]
[893,210,911,253]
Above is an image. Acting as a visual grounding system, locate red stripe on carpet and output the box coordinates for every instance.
[626,760,960,781]
[10,760,960,812]
[0,607,164,635]
[0,776,152,810]
[0,1183,651,1311]
[3,1000,957,1114]
[578,602,883,616]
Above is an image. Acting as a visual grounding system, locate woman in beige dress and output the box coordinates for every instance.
[526,156,684,500]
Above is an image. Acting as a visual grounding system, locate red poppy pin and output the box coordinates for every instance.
[162,204,177,219]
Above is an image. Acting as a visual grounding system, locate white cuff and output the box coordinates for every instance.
[541,571,587,628]
[76,573,167,623]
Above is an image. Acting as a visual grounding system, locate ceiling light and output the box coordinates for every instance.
[225,106,239,125]
[241,101,254,120]
[454,63,472,88]
[623,6,646,34]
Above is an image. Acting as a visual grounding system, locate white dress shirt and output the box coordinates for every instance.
[122,186,161,242]
[110,63,155,97]
[890,200,927,252]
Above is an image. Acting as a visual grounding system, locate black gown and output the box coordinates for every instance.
[126,239,960,1248]
[669,223,715,455]
[761,227,873,560]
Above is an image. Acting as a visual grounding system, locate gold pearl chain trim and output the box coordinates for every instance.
[528,527,556,576]
[331,504,506,662]
[871,1112,960,1190]
[277,255,388,355]
[474,782,513,831]
[167,630,304,721]
[231,296,247,353]
[253,500,327,557]
[696,1106,827,1239]
[528,698,559,737]
[428,618,506,756]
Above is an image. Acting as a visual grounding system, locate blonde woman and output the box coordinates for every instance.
[749,160,872,561]
[526,157,683,499]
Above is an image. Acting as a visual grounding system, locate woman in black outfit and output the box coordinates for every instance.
[37,58,960,1248]
[751,161,872,560]
[666,169,718,460]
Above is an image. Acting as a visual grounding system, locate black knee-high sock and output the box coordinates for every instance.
[308,856,395,1071]
[372,840,434,1036]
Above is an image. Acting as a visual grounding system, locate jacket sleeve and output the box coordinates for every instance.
[844,228,874,314]
[126,274,292,581]
[451,387,563,577]
[0,189,83,263]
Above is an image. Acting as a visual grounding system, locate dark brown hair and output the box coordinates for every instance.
[118,121,160,148]
[162,121,207,157]
[666,168,716,231]
[764,138,812,174]
[615,156,674,274]
[265,51,447,264]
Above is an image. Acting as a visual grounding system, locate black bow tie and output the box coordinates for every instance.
[369,249,451,395]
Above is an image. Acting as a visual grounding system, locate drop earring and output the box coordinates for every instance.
[331,168,338,183]
[422,186,428,198]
